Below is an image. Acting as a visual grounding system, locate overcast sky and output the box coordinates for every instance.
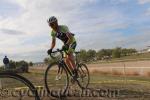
[0,0,150,65]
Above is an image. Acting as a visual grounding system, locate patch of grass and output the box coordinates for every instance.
[92,52,150,64]
[1,68,150,91]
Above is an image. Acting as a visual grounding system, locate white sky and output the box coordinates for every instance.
[0,0,150,65]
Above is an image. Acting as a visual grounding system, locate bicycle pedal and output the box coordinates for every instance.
[55,75,61,80]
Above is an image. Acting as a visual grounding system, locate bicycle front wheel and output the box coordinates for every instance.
[0,72,40,100]
[44,62,69,97]
[76,63,90,89]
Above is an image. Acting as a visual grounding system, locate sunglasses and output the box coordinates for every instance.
[47,20,57,26]
[49,23,56,27]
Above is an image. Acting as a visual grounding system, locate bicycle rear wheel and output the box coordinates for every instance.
[44,62,69,97]
[76,63,90,89]
[0,72,40,100]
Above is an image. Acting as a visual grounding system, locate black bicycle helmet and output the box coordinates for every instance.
[47,16,57,23]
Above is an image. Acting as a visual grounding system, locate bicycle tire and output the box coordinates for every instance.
[0,72,40,100]
[76,63,90,89]
[44,62,69,98]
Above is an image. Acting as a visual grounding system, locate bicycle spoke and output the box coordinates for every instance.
[76,63,90,89]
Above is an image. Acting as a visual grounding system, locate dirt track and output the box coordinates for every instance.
[1,60,150,100]
[31,60,150,76]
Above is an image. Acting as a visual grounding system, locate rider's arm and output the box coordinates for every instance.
[63,25,73,45]
[51,37,56,49]
[50,31,56,49]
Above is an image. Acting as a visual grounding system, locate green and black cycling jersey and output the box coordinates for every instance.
[51,25,76,44]
[51,25,76,53]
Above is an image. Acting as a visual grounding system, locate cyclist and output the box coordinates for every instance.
[47,16,77,79]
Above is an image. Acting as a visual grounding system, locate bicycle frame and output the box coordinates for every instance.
[50,49,78,78]
[46,49,90,91]
[57,55,75,78]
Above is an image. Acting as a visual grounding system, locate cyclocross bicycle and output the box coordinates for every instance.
[0,72,40,100]
[44,49,90,97]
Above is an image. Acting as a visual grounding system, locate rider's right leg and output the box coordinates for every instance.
[65,54,79,78]
[65,55,74,73]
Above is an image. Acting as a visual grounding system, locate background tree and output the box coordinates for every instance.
[44,58,49,64]
[96,49,112,60]
[78,49,88,62]
[29,62,33,66]
[112,47,121,58]
[9,60,16,69]
[86,49,96,61]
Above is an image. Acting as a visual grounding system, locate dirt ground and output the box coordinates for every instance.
[30,60,150,76]
[3,60,148,100]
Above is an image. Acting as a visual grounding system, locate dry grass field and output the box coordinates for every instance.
[27,60,150,99]
[88,60,150,76]
[31,60,150,76]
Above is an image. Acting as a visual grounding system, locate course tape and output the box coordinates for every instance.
[14,86,44,90]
